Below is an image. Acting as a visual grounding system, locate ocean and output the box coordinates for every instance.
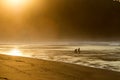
[0,42,120,72]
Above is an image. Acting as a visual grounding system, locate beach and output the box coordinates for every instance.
[0,54,120,80]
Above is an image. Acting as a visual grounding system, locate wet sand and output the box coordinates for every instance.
[0,54,120,80]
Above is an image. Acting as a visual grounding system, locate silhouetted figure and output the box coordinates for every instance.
[74,49,78,54]
[78,48,81,54]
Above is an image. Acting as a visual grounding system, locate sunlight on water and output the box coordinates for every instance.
[0,43,120,72]
[8,48,23,56]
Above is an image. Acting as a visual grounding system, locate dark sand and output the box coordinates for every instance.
[0,54,120,80]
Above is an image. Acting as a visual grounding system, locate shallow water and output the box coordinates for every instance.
[0,42,120,72]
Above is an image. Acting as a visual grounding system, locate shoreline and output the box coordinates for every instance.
[3,54,120,73]
[0,54,120,80]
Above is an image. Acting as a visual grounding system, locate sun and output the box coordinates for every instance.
[3,0,31,6]
[1,0,33,11]
[6,0,27,5]
[9,48,23,56]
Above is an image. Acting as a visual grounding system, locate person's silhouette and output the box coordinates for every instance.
[74,49,78,53]
[78,48,81,54]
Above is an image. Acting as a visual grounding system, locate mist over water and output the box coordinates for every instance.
[0,42,120,72]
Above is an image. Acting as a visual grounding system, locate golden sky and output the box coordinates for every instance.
[0,0,117,43]
[0,0,60,43]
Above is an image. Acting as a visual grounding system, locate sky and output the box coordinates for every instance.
[0,0,119,43]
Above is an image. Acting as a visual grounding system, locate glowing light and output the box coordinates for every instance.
[4,0,28,6]
[1,0,34,12]
[9,48,23,56]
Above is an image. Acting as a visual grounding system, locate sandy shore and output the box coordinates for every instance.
[0,54,120,80]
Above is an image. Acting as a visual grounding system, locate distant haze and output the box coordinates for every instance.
[0,0,119,43]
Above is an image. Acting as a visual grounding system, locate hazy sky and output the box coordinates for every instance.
[0,0,119,43]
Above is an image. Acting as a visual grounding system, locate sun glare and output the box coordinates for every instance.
[5,0,27,5]
[1,0,34,11]
[9,48,23,56]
